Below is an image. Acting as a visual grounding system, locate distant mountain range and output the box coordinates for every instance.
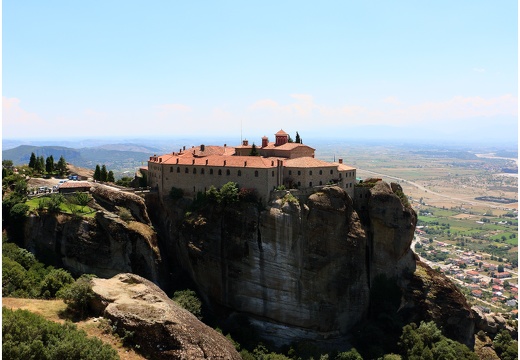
[2,143,162,174]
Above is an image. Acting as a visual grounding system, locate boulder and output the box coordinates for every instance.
[90,273,241,360]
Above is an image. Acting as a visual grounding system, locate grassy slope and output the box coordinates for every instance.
[2,297,146,360]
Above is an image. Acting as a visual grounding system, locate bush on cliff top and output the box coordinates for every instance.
[2,307,119,360]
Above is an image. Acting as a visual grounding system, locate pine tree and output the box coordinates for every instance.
[29,152,37,169]
[295,132,301,144]
[107,171,115,183]
[35,156,45,173]
[56,156,67,176]
[100,165,108,182]
[45,156,54,173]
[93,165,101,181]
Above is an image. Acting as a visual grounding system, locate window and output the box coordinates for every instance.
[319,181,322,185]
[201,168,205,174]
[193,168,196,174]
[309,182,312,187]
[319,170,322,175]
[298,171,301,175]
[255,170,259,177]
[210,169,213,175]
[339,173,342,178]
[177,167,180,173]
[170,166,173,172]
[289,170,292,175]
[185,168,189,173]
[330,169,333,175]
[309,171,313,175]
[238,170,242,176]
[298,181,301,186]
[218,169,222,175]
[272,171,275,177]
[226,169,230,176]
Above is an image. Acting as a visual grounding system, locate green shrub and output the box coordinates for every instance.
[57,274,96,318]
[2,307,119,360]
[172,289,202,320]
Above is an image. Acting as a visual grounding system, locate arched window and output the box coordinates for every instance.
[201,168,205,174]
[339,173,342,178]
[319,181,322,185]
[226,169,230,176]
[272,171,275,177]
[289,170,292,175]
[309,182,312,187]
[210,169,214,175]
[309,170,313,175]
[177,167,180,173]
[255,170,259,177]
[319,170,322,175]
[193,168,196,174]
[330,169,333,175]
[297,181,301,186]
[298,171,301,175]
[185,168,189,173]
[238,170,242,176]
[170,166,173,172]
[218,169,222,175]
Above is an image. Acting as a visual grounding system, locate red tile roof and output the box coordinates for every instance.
[284,157,337,168]
[275,129,288,136]
[161,155,281,168]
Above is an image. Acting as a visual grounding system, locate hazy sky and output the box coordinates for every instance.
[3,1,518,144]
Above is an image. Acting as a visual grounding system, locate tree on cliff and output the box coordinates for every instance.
[45,155,54,173]
[56,156,67,176]
[28,152,37,169]
[100,165,108,182]
[172,289,202,320]
[93,165,101,181]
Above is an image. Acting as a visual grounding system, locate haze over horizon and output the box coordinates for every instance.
[3,1,518,146]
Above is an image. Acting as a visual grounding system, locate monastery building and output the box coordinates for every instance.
[146,130,356,203]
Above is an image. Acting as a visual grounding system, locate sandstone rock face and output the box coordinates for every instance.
[91,184,151,225]
[149,184,417,345]
[90,273,241,360]
[24,211,160,282]
[400,259,475,348]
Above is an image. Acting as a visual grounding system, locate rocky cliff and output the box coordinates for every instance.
[23,186,161,282]
[147,183,427,345]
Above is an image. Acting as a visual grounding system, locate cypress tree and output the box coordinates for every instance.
[94,165,101,181]
[29,152,37,169]
[107,171,115,183]
[100,165,108,182]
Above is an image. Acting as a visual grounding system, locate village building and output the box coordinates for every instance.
[58,181,92,194]
[144,130,357,204]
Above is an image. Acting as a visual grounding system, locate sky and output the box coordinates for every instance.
[2,1,518,145]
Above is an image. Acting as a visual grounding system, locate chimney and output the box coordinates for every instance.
[200,144,205,151]
[224,144,227,147]
[271,160,274,166]
[176,158,179,164]
[206,159,208,165]
[262,136,268,148]
[339,158,343,164]
[243,139,249,146]
[244,161,247,166]
[192,159,195,165]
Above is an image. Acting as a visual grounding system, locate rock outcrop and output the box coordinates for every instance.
[23,186,160,282]
[472,306,517,337]
[90,273,241,360]
[400,259,475,348]
[148,183,423,345]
